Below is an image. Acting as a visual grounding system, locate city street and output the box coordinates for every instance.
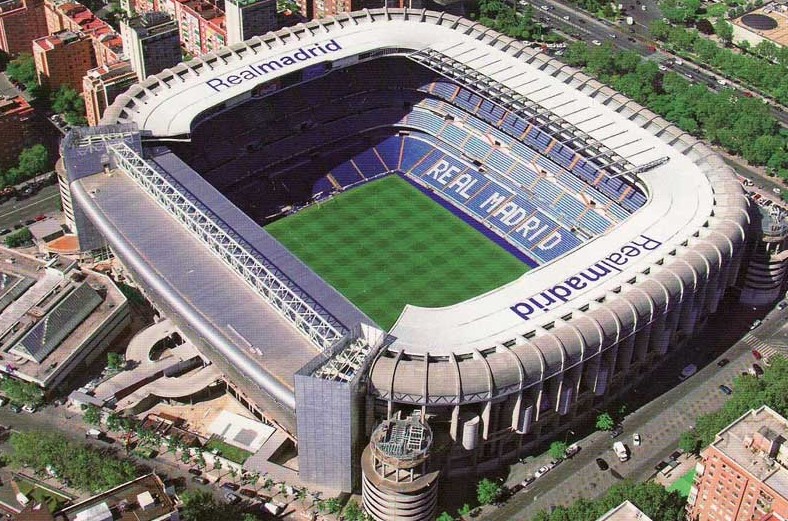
[478,302,788,520]
[0,184,61,231]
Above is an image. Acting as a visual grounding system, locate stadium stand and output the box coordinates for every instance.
[168,57,648,265]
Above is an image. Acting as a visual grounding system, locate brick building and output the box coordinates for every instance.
[129,0,225,56]
[82,61,137,126]
[32,30,96,92]
[0,95,36,170]
[45,0,123,67]
[688,406,788,521]
[0,0,48,56]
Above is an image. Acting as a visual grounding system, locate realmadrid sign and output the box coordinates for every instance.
[206,40,343,92]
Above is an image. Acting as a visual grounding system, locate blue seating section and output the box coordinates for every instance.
[417,81,647,215]
[374,136,402,171]
[402,136,583,264]
[352,149,386,178]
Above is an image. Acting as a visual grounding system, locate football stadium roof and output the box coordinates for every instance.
[101,8,747,355]
[85,8,749,413]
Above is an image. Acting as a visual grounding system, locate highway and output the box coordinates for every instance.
[519,0,788,127]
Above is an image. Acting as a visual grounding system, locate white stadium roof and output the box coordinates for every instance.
[99,8,749,381]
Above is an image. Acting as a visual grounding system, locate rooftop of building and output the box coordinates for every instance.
[757,203,788,237]
[0,0,25,14]
[85,61,136,83]
[0,95,32,116]
[0,249,126,387]
[52,0,123,55]
[711,405,788,499]
[596,500,654,521]
[53,474,176,521]
[370,412,432,462]
[33,30,87,50]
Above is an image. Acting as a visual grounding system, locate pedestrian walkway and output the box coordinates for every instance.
[741,333,785,360]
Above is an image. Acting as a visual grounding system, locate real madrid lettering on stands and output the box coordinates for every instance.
[510,234,663,322]
[206,39,343,92]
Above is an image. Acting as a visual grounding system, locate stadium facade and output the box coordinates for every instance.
[58,7,752,516]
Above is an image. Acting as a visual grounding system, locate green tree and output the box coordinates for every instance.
[549,440,569,460]
[596,412,615,431]
[180,490,220,521]
[4,228,33,248]
[437,513,455,521]
[458,503,472,518]
[51,85,87,126]
[476,478,503,506]
[317,497,343,514]
[714,18,734,45]
[1,378,43,406]
[343,500,365,521]
[106,352,125,371]
[16,145,49,179]
[660,0,701,24]
[82,404,102,426]
[679,430,701,454]
[6,54,37,90]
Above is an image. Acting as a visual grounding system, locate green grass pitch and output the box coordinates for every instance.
[265,175,530,330]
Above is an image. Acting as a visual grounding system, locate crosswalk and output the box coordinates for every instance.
[741,333,785,361]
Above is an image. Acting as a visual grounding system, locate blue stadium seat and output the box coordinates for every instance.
[352,149,387,178]
[330,162,363,188]
[375,136,402,171]
[400,138,434,173]
[313,177,334,196]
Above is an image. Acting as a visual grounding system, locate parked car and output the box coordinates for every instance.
[778,301,787,310]
[0,229,10,236]
[752,349,763,360]
[565,443,580,457]
[750,319,762,330]
[224,492,240,504]
[610,425,624,438]
[752,364,764,377]
[34,215,46,222]
[520,476,535,488]
[716,358,729,367]
[191,476,209,485]
[187,468,202,476]
[632,433,641,446]
[592,39,602,46]
[596,458,609,471]
[719,385,733,395]
[0,397,7,406]
[221,482,240,492]
[22,404,36,413]
[679,364,697,381]
[9,404,21,413]
[534,464,552,478]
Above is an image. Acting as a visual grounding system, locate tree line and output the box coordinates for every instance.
[9,431,138,494]
[470,0,561,42]
[562,42,788,180]
[0,144,50,189]
[531,481,686,521]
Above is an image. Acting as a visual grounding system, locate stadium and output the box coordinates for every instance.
[59,8,751,519]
